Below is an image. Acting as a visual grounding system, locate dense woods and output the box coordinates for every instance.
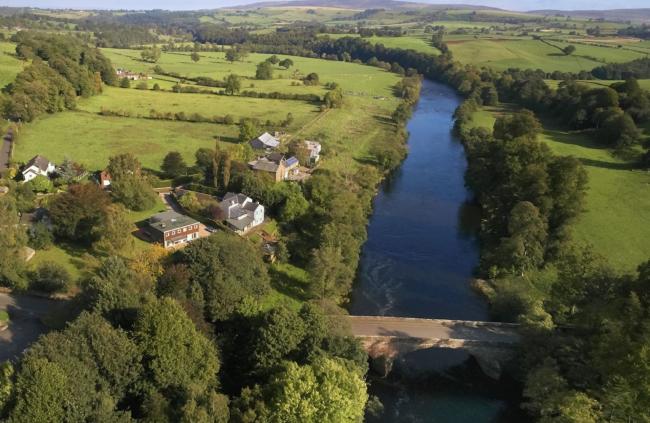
[1,32,115,122]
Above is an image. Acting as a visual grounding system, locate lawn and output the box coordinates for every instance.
[472,106,650,272]
[14,111,239,171]
[0,42,25,89]
[448,38,647,73]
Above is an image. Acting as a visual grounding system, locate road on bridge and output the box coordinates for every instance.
[347,315,520,345]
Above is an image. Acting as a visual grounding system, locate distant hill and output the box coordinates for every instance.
[528,8,650,23]
[228,0,501,11]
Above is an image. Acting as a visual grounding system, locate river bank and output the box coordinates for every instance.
[349,79,522,421]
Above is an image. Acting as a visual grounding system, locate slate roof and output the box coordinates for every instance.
[249,157,279,173]
[148,211,197,233]
[221,192,263,231]
[25,155,51,172]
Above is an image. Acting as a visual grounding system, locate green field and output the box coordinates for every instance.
[448,38,648,73]
[78,86,320,125]
[15,50,400,175]
[545,79,650,91]
[15,112,238,170]
[0,42,25,89]
[322,33,441,55]
[102,49,399,98]
[472,106,650,272]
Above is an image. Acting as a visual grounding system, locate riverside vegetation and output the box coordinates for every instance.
[1,5,650,422]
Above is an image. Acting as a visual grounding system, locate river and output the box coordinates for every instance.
[350,80,518,422]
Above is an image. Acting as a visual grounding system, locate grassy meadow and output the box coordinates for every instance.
[447,38,647,73]
[78,86,320,125]
[471,106,650,272]
[15,49,400,175]
[0,42,25,89]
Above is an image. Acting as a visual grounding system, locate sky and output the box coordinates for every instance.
[1,0,649,12]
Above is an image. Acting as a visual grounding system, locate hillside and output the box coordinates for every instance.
[230,0,500,11]
[528,8,650,22]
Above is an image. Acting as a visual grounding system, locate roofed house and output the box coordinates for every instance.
[248,153,299,182]
[249,132,280,151]
[219,192,264,235]
[22,155,55,182]
[304,140,321,164]
[147,211,201,249]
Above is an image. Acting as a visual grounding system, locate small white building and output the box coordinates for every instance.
[249,132,280,150]
[220,192,265,235]
[22,155,55,182]
[304,140,321,164]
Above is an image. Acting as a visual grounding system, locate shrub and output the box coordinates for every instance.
[30,262,71,293]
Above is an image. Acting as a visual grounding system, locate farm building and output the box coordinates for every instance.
[249,132,280,150]
[248,153,299,182]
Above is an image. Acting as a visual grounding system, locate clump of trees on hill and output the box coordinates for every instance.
[1,31,115,122]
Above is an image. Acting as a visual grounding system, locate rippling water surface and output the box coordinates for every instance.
[350,80,511,422]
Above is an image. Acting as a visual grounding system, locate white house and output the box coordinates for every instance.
[304,140,321,164]
[219,192,265,234]
[249,132,280,150]
[22,155,55,182]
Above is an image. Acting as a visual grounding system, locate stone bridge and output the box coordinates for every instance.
[346,315,521,378]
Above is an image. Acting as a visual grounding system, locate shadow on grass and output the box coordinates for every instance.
[269,265,310,302]
[578,158,638,170]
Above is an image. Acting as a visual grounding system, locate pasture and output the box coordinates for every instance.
[78,87,320,126]
[0,42,25,89]
[15,112,239,170]
[447,38,647,73]
[15,50,401,175]
[102,49,400,98]
[471,106,650,272]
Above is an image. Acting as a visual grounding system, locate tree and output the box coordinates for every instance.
[7,312,142,422]
[28,221,53,250]
[239,118,260,143]
[266,55,279,65]
[0,196,27,288]
[136,81,148,90]
[493,109,542,141]
[49,184,111,243]
[279,58,293,69]
[224,74,241,95]
[493,201,548,275]
[133,297,220,390]
[107,153,157,211]
[233,358,367,422]
[141,46,161,63]
[27,175,53,193]
[255,61,273,80]
[161,151,187,178]
[119,77,130,88]
[191,51,200,62]
[93,203,135,255]
[30,261,71,293]
[303,72,319,86]
[324,87,344,109]
[174,232,271,321]
[563,45,576,55]
[225,47,247,62]
[195,147,215,172]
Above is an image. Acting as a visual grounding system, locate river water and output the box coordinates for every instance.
[350,80,516,422]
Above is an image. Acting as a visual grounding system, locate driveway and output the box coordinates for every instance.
[0,293,61,362]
